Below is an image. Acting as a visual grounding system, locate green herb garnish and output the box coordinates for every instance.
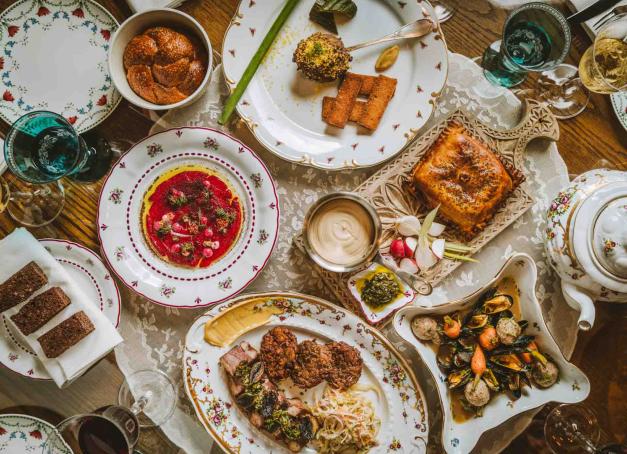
[309,0,357,33]
[219,0,300,125]
[361,272,400,307]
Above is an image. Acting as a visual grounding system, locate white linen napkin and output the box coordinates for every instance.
[0,228,123,388]
[568,0,627,36]
[125,0,186,13]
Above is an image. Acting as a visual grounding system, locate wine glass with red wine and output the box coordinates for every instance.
[57,370,177,453]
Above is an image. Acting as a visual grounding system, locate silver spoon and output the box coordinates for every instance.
[344,18,436,52]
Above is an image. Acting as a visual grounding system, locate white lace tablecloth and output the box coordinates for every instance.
[114,52,578,454]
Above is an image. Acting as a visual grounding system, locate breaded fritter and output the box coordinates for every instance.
[326,341,363,390]
[260,327,298,381]
[291,340,332,389]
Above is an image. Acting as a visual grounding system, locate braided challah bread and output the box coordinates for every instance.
[123,26,208,105]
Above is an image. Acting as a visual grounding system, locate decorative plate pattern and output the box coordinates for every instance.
[393,253,590,454]
[0,414,72,453]
[183,292,428,454]
[222,0,448,170]
[0,238,121,380]
[610,92,627,133]
[0,0,121,133]
[97,127,280,308]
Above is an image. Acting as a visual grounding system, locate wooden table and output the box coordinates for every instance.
[0,0,625,452]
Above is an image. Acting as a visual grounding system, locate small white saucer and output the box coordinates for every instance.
[0,238,121,380]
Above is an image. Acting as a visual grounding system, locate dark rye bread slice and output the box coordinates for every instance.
[0,262,48,313]
[11,287,71,335]
[38,311,95,359]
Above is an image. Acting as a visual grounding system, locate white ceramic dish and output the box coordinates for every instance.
[0,239,121,380]
[184,292,429,454]
[348,262,415,324]
[393,253,590,454]
[0,414,71,453]
[222,0,448,170]
[109,8,212,110]
[97,127,279,308]
[0,0,121,133]
[610,92,627,133]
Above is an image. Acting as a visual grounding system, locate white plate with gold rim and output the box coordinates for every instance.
[222,0,448,170]
[183,292,429,453]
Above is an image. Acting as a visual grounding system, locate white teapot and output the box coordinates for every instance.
[544,169,627,330]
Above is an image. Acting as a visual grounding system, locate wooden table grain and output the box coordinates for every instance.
[0,0,625,453]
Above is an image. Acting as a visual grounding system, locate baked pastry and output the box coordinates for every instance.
[123,26,207,105]
[38,311,95,358]
[0,261,48,312]
[11,287,70,335]
[411,123,523,240]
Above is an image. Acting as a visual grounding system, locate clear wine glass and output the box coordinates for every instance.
[481,2,571,88]
[56,370,177,454]
[544,404,601,453]
[579,13,627,94]
[3,110,114,226]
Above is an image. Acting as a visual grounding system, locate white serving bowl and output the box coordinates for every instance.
[108,8,212,111]
[393,252,590,454]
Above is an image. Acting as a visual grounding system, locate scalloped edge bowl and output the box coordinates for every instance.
[393,252,590,454]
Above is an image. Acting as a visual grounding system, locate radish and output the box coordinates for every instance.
[428,221,446,237]
[415,243,438,270]
[390,238,406,259]
[399,257,419,274]
[431,238,446,259]
[404,237,418,256]
[397,216,421,236]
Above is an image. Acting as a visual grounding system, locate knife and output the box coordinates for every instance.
[567,0,622,24]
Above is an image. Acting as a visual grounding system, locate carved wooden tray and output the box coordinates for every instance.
[295,99,559,325]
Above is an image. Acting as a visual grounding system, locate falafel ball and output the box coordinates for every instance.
[326,341,363,390]
[291,340,333,389]
[411,316,440,343]
[496,317,521,345]
[464,379,490,407]
[532,360,559,388]
[260,327,298,381]
[292,32,351,82]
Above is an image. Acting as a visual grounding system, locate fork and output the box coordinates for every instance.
[592,4,627,31]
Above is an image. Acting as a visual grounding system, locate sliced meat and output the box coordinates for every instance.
[220,341,259,377]
[325,341,363,390]
[261,327,298,381]
[286,398,307,417]
[291,340,332,389]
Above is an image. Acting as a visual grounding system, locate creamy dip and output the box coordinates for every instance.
[307,198,375,266]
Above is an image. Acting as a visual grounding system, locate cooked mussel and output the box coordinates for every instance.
[490,354,525,372]
[467,314,489,329]
[507,373,523,399]
[458,335,477,349]
[447,368,472,389]
[453,350,472,368]
[483,369,500,392]
[437,343,456,371]
[482,294,514,314]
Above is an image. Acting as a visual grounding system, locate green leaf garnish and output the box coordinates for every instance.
[316,0,357,18]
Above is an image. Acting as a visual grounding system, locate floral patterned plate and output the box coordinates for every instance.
[0,0,121,133]
[183,292,429,454]
[0,238,121,380]
[97,127,280,308]
[610,92,627,133]
[222,0,448,170]
[0,414,72,453]
[393,253,590,454]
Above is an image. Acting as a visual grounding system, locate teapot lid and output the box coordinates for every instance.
[572,181,627,294]
[592,196,627,279]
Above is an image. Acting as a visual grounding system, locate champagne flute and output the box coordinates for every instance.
[3,110,112,226]
[579,13,627,94]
